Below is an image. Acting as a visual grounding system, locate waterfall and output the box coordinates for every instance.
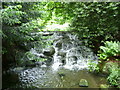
[28,32,98,71]
[51,32,98,71]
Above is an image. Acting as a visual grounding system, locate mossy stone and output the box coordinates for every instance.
[100,84,109,88]
[58,72,65,77]
[79,79,88,87]
[43,47,55,56]
[100,84,109,90]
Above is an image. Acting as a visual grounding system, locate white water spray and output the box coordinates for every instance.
[51,32,98,71]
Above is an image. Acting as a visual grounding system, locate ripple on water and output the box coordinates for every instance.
[3,66,108,88]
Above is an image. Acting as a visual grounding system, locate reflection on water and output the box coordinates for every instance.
[3,32,108,89]
[3,66,108,89]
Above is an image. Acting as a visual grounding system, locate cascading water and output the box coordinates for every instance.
[3,32,108,89]
[25,32,98,71]
[51,32,98,71]
[19,31,98,71]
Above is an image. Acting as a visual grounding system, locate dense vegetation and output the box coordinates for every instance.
[1,2,120,88]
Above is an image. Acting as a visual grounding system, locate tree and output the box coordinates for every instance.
[2,2,44,68]
[41,2,120,52]
[70,2,120,52]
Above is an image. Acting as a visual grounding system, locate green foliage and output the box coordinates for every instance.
[97,41,120,87]
[2,2,43,46]
[70,2,120,38]
[88,60,99,72]
[1,5,24,25]
[2,2,120,87]
[98,41,120,60]
[107,65,120,87]
[2,2,47,66]
[2,48,7,54]
[66,2,120,50]
[40,2,120,50]
[2,2,120,73]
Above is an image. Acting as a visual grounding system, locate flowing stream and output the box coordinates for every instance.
[3,32,108,89]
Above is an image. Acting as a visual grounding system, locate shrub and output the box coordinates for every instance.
[98,41,120,60]
[98,41,120,87]
[107,66,120,87]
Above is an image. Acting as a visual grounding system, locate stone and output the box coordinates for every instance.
[68,56,77,64]
[100,84,109,90]
[58,51,66,57]
[43,47,55,56]
[13,67,25,73]
[55,41,62,48]
[42,32,53,36]
[58,72,65,80]
[61,59,66,65]
[58,72,65,77]
[79,79,88,87]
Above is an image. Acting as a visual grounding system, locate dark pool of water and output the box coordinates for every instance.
[2,65,110,89]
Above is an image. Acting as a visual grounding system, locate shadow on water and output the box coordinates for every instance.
[2,66,108,89]
[2,32,118,89]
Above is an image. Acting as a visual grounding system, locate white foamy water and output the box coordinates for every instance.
[26,32,98,71]
[51,32,98,71]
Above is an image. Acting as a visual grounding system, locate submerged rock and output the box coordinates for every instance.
[58,72,65,80]
[58,72,65,77]
[79,79,88,87]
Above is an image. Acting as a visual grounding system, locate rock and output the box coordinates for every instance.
[58,51,66,57]
[100,84,109,89]
[58,72,65,79]
[43,47,55,56]
[58,72,65,76]
[42,32,53,36]
[25,60,43,67]
[12,67,25,73]
[43,50,51,56]
[61,59,66,65]
[79,79,88,87]
[55,41,62,48]
[68,56,77,64]
[44,58,52,66]
[34,61,44,66]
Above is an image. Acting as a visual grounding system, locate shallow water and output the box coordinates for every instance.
[3,66,108,89]
[3,32,109,89]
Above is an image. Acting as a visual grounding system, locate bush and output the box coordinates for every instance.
[98,41,120,88]
[107,66,120,87]
[98,41,120,60]
[88,60,99,73]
